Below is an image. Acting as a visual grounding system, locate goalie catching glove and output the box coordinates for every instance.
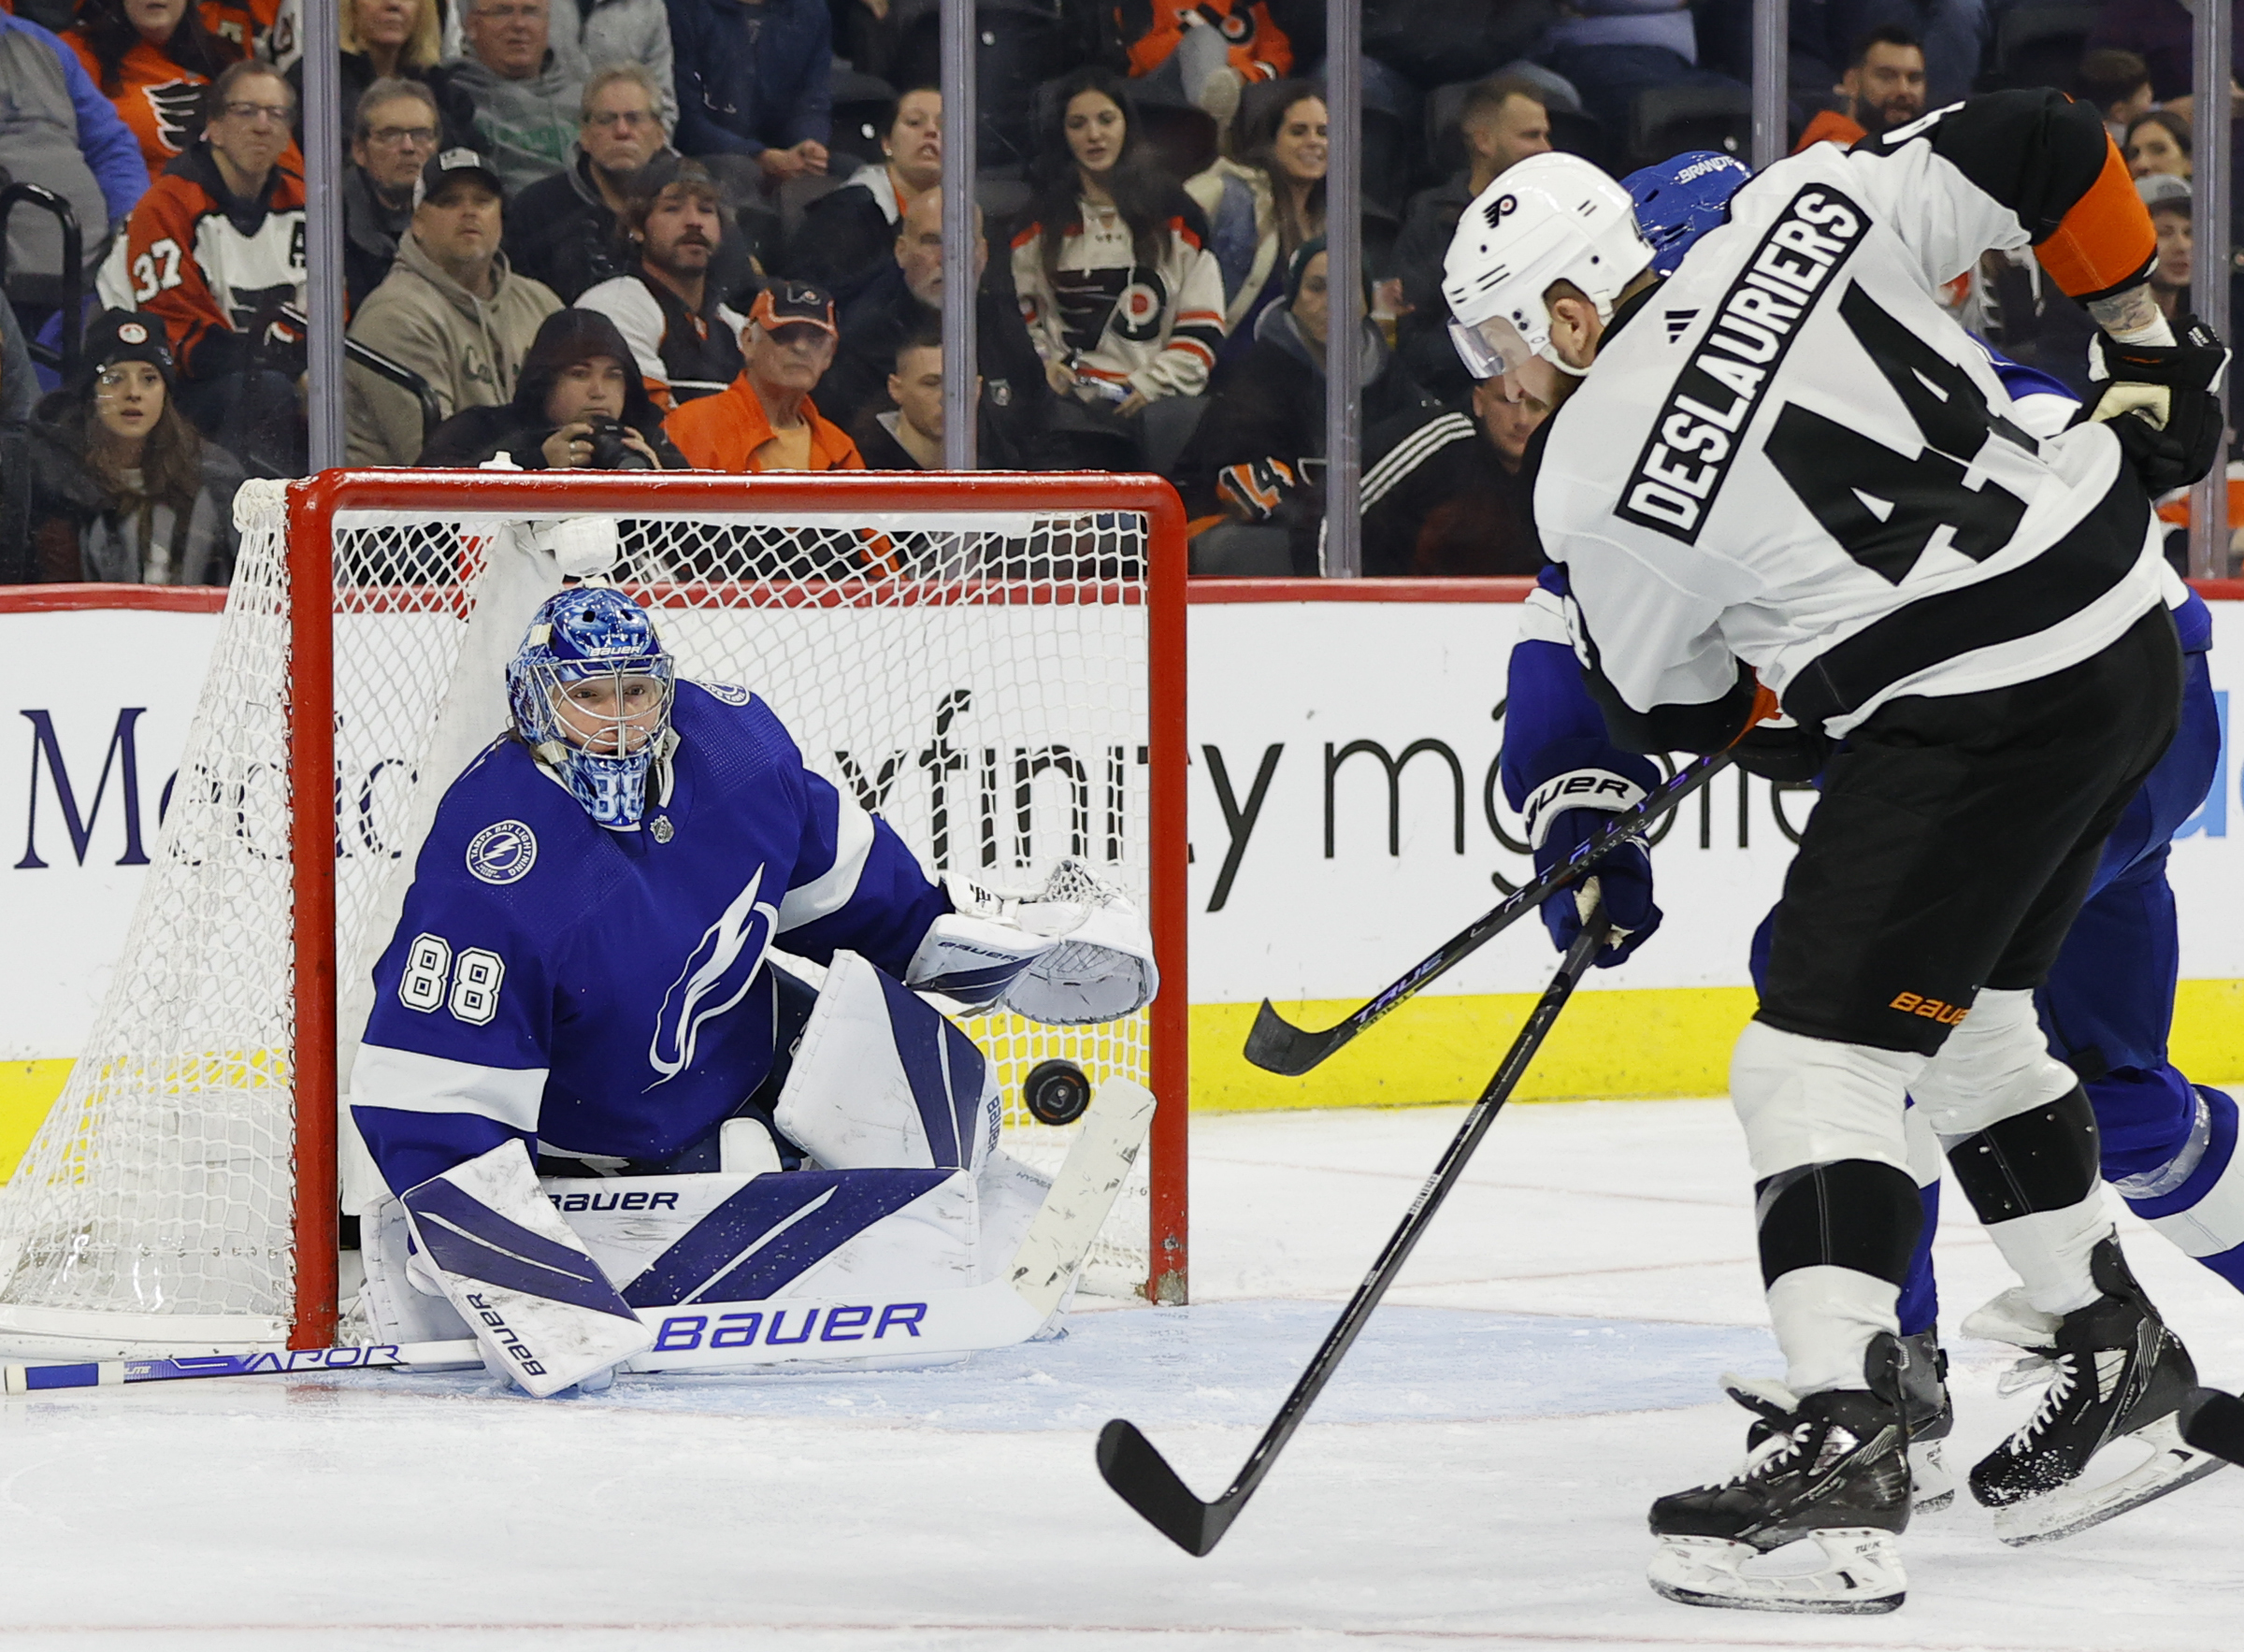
[905,857,1156,1024]
[2080,314,2232,496]
[399,1141,653,1396]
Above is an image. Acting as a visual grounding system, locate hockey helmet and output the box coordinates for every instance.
[1442,151,1656,381]
[1622,150,1751,276]
[507,586,675,830]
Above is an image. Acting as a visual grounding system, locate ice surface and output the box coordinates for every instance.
[3,1099,2241,1649]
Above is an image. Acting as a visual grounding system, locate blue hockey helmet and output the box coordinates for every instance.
[1621,151,1752,276]
[506,586,675,830]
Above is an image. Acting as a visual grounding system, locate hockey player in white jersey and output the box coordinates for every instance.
[1446,90,2229,1613]
[347,585,1157,1396]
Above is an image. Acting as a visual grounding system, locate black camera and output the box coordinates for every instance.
[583,413,654,471]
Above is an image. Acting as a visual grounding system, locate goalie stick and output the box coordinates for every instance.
[0,1080,1158,1393]
[1099,909,1611,1556]
[1244,753,1732,1076]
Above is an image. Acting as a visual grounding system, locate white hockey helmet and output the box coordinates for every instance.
[1442,151,1656,380]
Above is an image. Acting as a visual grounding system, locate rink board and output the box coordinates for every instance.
[0,582,2238,1156]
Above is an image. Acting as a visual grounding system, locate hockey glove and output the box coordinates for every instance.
[1533,809,1660,968]
[2080,315,2232,496]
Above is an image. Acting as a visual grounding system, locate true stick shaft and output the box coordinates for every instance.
[1221,913,1610,1504]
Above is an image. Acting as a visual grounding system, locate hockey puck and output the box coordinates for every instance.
[1023,1058,1092,1126]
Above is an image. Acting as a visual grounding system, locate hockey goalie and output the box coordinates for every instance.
[347,584,1158,1396]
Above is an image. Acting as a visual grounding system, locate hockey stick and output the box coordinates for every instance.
[1243,752,1733,1076]
[1099,908,1612,1556]
[2179,1386,2244,1466]
[0,1340,483,1393]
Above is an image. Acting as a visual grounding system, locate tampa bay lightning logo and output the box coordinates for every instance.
[466,820,538,884]
[648,864,780,1084]
[700,682,752,705]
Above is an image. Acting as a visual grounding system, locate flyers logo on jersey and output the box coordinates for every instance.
[1617,185,1870,544]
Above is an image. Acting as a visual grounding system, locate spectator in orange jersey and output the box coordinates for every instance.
[94,57,307,471]
[1115,0,1290,123]
[64,0,247,183]
[663,280,862,472]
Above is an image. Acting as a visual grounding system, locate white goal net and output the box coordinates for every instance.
[0,472,1185,1358]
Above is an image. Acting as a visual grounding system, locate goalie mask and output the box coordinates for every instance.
[507,587,675,830]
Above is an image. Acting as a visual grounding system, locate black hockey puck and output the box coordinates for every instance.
[1023,1058,1092,1126]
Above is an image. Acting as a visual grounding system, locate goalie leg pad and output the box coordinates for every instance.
[401,1141,654,1398]
[774,950,1000,1174]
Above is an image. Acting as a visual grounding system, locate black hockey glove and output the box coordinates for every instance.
[1732,718,1831,784]
[1533,811,1661,969]
[2080,315,2232,496]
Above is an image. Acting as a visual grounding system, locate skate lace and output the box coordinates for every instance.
[1729,1422,1808,1485]
[2003,1351,2077,1450]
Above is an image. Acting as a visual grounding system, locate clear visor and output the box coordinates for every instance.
[1447,311,1539,381]
[542,661,674,756]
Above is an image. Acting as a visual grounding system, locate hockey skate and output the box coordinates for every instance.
[1647,1342,1911,1615]
[1966,1239,2227,1546]
[1898,1329,1954,1514]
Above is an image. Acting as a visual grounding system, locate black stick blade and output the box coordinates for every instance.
[2179,1386,2244,1465]
[1097,1418,1234,1556]
[1243,999,1351,1076]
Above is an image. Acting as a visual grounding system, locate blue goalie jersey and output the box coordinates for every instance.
[352,682,952,1197]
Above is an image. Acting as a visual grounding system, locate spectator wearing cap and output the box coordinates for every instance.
[1181,238,1428,573]
[22,308,244,583]
[665,0,830,190]
[785,85,941,296]
[94,58,307,471]
[62,0,246,185]
[345,147,562,465]
[2138,173,2193,323]
[1356,373,1547,576]
[1792,24,1926,151]
[289,0,478,156]
[663,280,862,471]
[819,187,1051,460]
[417,306,686,466]
[1390,74,1549,400]
[344,78,443,309]
[447,0,584,198]
[507,65,679,302]
[575,155,745,408]
[0,7,148,310]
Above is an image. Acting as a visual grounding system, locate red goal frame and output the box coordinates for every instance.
[282,469,1191,1345]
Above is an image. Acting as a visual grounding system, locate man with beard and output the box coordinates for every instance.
[816,189,1050,458]
[575,154,744,409]
[1795,26,1927,151]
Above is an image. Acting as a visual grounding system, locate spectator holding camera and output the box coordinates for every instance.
[63,0,246,184]
[1012,66,1224,467]
[94,58,307,470]
[416,306,684,466]
[22,308,243,582]
[663,279,862,471]
[345,148,561,465]
[575,154,745,408]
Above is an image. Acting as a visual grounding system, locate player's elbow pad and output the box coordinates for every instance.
[905,863,1158,1025]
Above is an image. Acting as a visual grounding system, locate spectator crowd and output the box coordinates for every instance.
[0,0,2235,582]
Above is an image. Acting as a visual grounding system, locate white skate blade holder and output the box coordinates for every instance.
[1648,1528,1906,1616]
[1990,1411,2227,1546]
[626,1077,1157,1373]
[1909,1440,1954,1514]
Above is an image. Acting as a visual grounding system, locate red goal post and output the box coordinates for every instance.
[0,469,1187,1360]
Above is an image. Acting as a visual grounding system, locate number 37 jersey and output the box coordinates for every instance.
[1532,91,2165,746]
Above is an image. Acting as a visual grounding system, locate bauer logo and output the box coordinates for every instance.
[650,1300,928,1352]
[1615,184,1868,544]
[698,682,752,706]
[466,820,538,884]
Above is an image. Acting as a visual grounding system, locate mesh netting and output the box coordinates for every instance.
[0,481,1163,1354]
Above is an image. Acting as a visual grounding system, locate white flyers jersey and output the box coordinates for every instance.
[1532,97,2164,744]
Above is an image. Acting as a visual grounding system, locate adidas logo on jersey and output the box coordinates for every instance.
[1617,185,1870,544]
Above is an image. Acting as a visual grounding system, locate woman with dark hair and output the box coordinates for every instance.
[64,0,248,182]
[417,308,689,468]
[24,308,244,583]
[1186,80,1327,363]
[786,85,942,295]
[1010,66,1225,460]
[2123,108,2192,181]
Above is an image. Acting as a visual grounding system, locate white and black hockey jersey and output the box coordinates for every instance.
[1532,91,2165,749]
